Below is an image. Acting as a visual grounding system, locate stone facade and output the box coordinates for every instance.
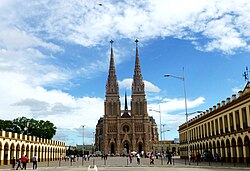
[95,40,158,155]
[0,130,66,165]
[179,82,250,163]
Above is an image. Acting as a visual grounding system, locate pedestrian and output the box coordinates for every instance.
[32,154,38,169]
[12,157,15,169]
[16,158,22,170]
[129,153,133,163]
[21,155,28,170]
[191,152,195,162]
[167,152,172,165]
[136,153,140,165]
[197,152,201,162]
[150,153,154,164]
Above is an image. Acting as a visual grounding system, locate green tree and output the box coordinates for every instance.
[1,117,57,139]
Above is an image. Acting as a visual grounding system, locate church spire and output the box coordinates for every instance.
[124,90,128,111]
[106,40,119,94]
[132,39,145,94]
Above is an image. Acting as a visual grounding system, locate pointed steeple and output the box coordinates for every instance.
[106,40,119,94]
[124,90,128,111]
[132,39,145,94]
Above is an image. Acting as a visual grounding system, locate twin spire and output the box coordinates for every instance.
[105,40,119,94]
[132,39,145,94]
[106,39,145,96]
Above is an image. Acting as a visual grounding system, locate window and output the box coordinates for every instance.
[123,125,130,133]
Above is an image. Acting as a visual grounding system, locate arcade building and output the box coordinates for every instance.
[179,82,250,163]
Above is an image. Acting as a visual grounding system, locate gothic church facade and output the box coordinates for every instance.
[95,40,158,155]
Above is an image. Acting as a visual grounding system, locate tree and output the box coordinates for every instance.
[1,117,57,139]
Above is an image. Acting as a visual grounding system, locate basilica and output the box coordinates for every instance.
[95,40,158,155]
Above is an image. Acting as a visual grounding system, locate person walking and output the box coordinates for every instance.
[21,155,28,170]
[16,158,22,170]
[150,153,154,164]
[167,152,172,165]
[129,153,133,163]
[32,154,38,169]
[136,153,140,165]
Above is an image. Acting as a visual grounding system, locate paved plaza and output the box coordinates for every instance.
[0,157,249,170]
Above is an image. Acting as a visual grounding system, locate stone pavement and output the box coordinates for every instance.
[0,156,249,170]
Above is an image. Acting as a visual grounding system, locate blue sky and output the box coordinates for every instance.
[0,0,250,146]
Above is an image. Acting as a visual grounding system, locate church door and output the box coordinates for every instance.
[111,143,115,154]
[138,143,143,153]
[124,142,129,154]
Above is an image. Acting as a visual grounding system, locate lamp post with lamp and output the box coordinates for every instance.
[164,67,190,164]
[149,105,163,164]
[82,125,85,166]
[161,124,170,140]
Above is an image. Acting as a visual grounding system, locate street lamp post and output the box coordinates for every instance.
[82,125,85,166]
[164,67,191,164]
[161,124,170,140]
[149,106,162,143]
[149,105,163,164]
[92,132,95,154]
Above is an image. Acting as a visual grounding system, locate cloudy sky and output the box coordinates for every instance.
[0,0,250,146]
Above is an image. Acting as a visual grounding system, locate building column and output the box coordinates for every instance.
[206,123,209,137]
[229,146,234,162]
[218,118,221,134]
[239,108,243,130]
[220,145,223,158]
[236,143,240,163]
[213,120,216,135]
[243,145,246,163]
[7,149,11,165]
[233,111,237,131]
[222,116,225,133]
[227,114,231,132]
[246,105,250,127]
[117,119,120,155]
[0,147,4,165]
[209,122,212,137]
[197,126,200,140]
[203,124,206,137]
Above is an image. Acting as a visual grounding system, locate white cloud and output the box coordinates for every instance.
[0,0,249,54]
[0,71,103,130]
[148,96,205,113]
[148,96,205,139]
[118,78,160,92]
[0,28,62,52]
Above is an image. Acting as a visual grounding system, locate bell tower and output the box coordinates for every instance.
[104,40,121,116]
[131,39,148,117]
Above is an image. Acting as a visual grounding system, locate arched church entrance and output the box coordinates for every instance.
[111,143,115,154]
[124,142,129,154]
[138,143,143,153]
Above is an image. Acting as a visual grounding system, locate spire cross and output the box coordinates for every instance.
[110,40,114,48]
[243,66,249,82]
[135,39,139,47]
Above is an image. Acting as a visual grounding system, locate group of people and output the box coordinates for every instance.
[190,151,221,162]
[129,153,141,164]
[129,152,173,165]
[14,154,38,170]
